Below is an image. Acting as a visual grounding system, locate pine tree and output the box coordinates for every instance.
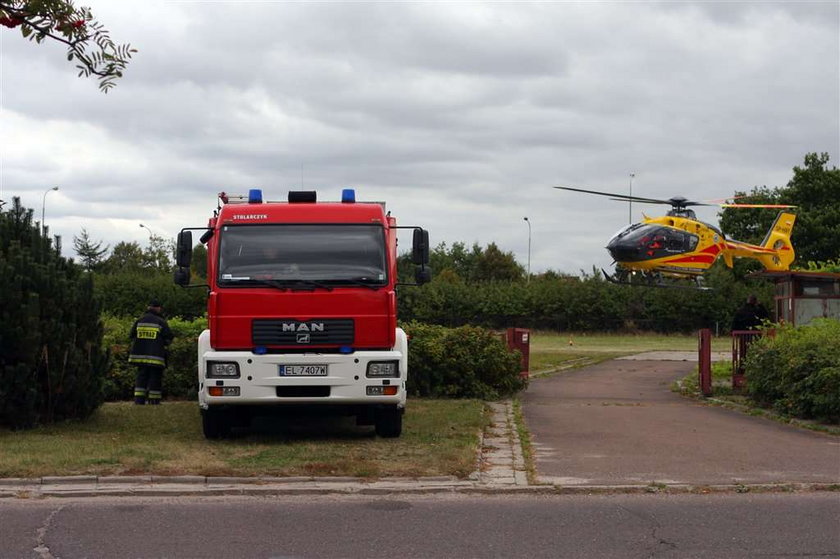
[0,197,109,428]
[73,227,109,271]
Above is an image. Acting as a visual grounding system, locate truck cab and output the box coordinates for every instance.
[175,189,430,438]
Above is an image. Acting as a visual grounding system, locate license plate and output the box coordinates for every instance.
[279,364,328,376]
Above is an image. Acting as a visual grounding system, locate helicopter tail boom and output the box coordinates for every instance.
[722,212,796,270]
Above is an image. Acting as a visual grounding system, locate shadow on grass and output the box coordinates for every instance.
[242,413,377,442]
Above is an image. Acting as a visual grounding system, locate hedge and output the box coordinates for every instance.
[403,322,526,400]
[745,319,840,423]
[94,271,207,319]
[397,266,772,333]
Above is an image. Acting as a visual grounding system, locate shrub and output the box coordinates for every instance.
[746,319,840,423]
[94,271,206,319]
[0,199,109,428]
[403,321,526,400]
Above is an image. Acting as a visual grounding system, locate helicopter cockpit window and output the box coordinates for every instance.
[614,224,664,247]
[607,223,645,245]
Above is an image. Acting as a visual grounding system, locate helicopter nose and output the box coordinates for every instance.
[606,238,640,262]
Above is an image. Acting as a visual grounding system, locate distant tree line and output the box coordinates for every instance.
[719,152,840,266]
[72,228,206,319]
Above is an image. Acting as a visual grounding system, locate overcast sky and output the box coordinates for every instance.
[1,1,838,275]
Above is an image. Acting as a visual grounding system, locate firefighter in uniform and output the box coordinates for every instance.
[128,299,174,405]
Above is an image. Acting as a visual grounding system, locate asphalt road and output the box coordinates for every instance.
[522,358,840,486]
[2,493,838,558]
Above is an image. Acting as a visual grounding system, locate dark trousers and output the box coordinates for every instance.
[134,365,164,405]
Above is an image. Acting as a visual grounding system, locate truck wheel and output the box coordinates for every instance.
[374,407,402,438]
[202,408,230,439]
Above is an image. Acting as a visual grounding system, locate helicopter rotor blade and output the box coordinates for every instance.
[606,197,672,205]
[556,186,723,209]
[705,195,748,204]
[720,203,797,208]
[554,186,673,205]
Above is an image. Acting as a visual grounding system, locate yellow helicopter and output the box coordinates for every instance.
[555,186,797,289]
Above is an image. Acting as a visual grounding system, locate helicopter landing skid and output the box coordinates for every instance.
[601,269,712,291]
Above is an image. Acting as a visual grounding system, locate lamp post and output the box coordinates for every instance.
[629,173,635,224]
[41,186,59,235]
[139,223,154,240]
[523,217,531,282]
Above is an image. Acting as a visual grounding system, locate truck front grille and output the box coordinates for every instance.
[252,319,354,346]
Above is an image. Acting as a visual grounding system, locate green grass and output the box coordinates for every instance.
[0,399,487,479]
[511,398,536,484]
[676,360,736,396]
[529,331,730,373]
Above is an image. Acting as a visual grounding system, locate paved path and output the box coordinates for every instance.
[522,358,840,487]
[617,350,729,362]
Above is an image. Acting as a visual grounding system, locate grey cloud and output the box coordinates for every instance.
[1,1,837,275]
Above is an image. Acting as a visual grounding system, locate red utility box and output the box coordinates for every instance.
[505,328,530,379]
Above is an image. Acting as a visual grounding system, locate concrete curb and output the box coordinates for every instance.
[1,478,835,500]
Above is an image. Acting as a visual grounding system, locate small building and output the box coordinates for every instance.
[752,271,840,326]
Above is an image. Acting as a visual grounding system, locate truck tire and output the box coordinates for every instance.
[201,408,231,439]
[374,407,402,438]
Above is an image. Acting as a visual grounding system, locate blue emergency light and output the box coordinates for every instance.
[248,189,263,204]
[341,189,356,203]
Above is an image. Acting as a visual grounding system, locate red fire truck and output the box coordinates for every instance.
[174,189,430,439]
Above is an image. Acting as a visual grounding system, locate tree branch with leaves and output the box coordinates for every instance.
[0,0,135,92]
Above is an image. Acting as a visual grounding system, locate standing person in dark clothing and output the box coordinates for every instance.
[731,294,770,331]
[128,299,174,405]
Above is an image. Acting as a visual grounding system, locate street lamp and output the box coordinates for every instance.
[523,217,531,282]
[629,173,635,224]
[139,223,154,240]
[41,186,59,235]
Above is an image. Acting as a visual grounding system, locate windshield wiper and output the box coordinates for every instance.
[246,279,291,291]
[330,278,383,290]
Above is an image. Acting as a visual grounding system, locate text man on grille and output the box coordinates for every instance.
[128,299,174,405]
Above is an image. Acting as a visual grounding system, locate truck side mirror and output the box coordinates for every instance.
[173,267,190,287]
[411,229,429,265]
[414,266,432,285]
[176,231,193,268]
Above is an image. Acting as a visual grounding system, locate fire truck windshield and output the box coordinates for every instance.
[218,224,387,287]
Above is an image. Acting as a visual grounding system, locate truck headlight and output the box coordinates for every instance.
[207,362,240,379]
[366,361,399,378]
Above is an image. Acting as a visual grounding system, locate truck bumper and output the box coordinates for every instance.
[197,329,408,410]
